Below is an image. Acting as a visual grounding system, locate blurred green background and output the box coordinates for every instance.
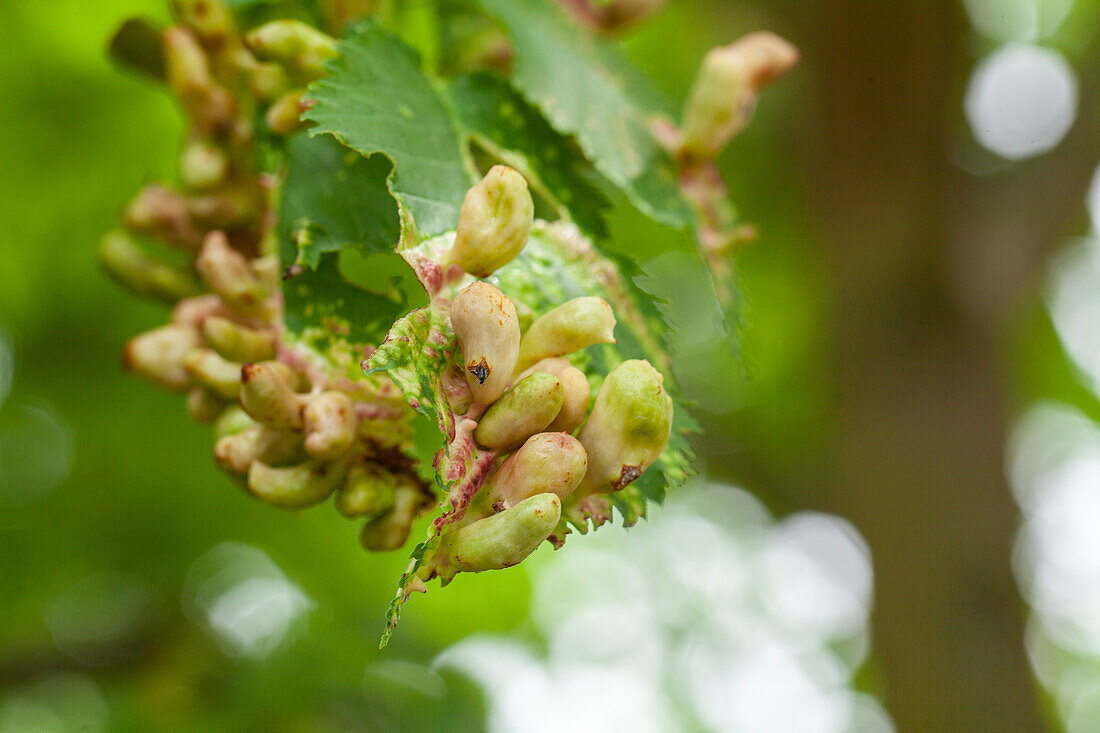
[5,0,1100,730]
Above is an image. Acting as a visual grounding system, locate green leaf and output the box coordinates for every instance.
[603,190,743,415]
[281,254,411,357]
[305,21,472,240]
[379,425,496,648]
[447,72,610,238]
[280,134,402,269]
[476,0,691,227]
[279,133,427,350]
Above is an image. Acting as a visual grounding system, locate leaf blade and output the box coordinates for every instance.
[304,21,472,239]
[476,0,690,227]
[447,72,611,238]
[278,133,427,350]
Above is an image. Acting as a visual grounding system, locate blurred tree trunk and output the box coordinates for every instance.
[779,0,1100,729]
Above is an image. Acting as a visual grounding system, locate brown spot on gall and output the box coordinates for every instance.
[468,358,491,385]
[613,464,643,491]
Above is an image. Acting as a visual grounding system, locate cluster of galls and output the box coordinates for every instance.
[402,167,674,582]
[106,2,433,554]
[103,1,676,584]
[102,2,341,293]
[122,229,431,551]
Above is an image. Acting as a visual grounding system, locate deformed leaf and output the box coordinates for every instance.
[366,306,497,647]
[363,307,457,444]
[378,419,497,648]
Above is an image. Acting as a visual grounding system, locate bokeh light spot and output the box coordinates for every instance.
[182,543,312,660]
[963,0,1074,42]
[0,400,73,507]
[1048,241,1100,396]
[46,571,157,667]
[965,43,1077,160]
[0,673,109,733]
[437,482,893,733]
[1009,402,1100,724]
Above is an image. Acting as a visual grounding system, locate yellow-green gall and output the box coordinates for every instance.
[450,281,521,407]
[234,50,289,102]
[124,184,203,250]
[99,230,201,303]
[335,465,399,519]
[195,231,269,314]
[163,26,234,134]
[474,372,563,451]
[443,493,560,573]
[443,166,533,278]
[187,387,226,423]
[184,347,242,400]
[180,138,228,190]
[123,324,201,391]
[680,32,799,161]
[576,359,673,496]
[265,89,310,136]
[302,391,358,460]
[515,357,590,433]
[212,404,254,441]
[247,458,345,509]
[202,316,277,363]
[360,484,429,552]
[171,0,236,45]
[244,20,337,81]
[515,297,616,372]
[213,425,303,474]
[482,432,587,511]
[239,361,304,429]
